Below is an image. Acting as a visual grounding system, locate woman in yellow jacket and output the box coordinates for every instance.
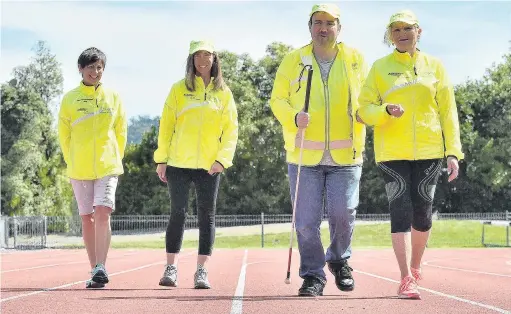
[154,40,238,289]
[58,47,127,289]
[357,10,464,299]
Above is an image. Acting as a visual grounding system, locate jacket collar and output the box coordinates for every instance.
[300,42,345,66]
[194,75,215,91]
[393,48,420,65]
[79,81,102,96]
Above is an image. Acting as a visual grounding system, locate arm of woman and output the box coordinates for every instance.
[58,97,71,165]
[215,89,239,170]
[356,64,392,126]
[154,86,177,164]
[435,61,464,162]
[114,93,128,159]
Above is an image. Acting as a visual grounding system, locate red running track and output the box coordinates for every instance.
[1,248,510,314]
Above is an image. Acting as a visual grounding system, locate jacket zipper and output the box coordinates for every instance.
[412,64,417,160]
[93,97,98,178]
[196,91,207,168]
[324,81,329,150]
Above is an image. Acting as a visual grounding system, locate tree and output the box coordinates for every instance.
[11,41,63,105]
[115,126,170,215]
[214,43,296,214]
[445,48,511,212]
[127,115,159,144]
[1,41,72,216]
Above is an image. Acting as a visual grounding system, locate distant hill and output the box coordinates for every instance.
[127,115,159,144]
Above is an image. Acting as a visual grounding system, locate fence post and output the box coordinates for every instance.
[0,216,6,248]
[481,222,485,246]
[4,217,8,248]
[43,216,48,248]
[13,216,17,249]
[507,224,510,247]
[261,212,264,248]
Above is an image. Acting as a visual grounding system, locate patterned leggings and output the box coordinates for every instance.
[377,159,442,233]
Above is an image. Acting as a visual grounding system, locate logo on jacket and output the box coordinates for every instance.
[77,108,89,113]
[352,62,358,70]
[184,93,202,101]
[99,108,113,115]
[388,72,403,77]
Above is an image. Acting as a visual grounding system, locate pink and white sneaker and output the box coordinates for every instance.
[397,275,421,299]
[411,267,422,281]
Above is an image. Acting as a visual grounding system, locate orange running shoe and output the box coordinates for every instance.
[397,275,421,299]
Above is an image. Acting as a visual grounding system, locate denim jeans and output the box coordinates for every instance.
[288,163,362,281]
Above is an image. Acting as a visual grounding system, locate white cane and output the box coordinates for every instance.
[285,66,313,284]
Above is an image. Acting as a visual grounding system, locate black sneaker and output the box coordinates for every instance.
[328,260,354,291]
[85,279,105,289]
[91,264,109,284]
[298,276,325,297]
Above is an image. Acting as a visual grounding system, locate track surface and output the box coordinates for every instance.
[1,248,510,313]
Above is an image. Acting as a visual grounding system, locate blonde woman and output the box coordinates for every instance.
[357,10,464,299]
[154,40,238,289]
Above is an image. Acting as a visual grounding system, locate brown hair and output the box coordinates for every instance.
[184,52,226,92]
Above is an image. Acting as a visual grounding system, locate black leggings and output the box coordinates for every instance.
[377,159,442,233]
[165,166,220,255]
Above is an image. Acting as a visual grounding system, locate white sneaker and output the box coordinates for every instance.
[194,266,211,289]
[159,264,178,287]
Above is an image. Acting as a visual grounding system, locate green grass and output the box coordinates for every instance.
[87,220,510,250]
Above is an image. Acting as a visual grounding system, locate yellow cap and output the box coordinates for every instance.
[189,40,215,55]
[387,10,419,28]
[310,3,340,19]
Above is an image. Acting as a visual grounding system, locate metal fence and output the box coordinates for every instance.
[1,211,510,250]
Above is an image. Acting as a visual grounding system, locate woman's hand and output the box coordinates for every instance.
[446,156,459,182]
[156,164,167,183]
[208,161,224,175]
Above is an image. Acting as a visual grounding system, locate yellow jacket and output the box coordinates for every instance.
[357,49,464,162]
[154,77,238,170]
[58,82,127,180]
[270,42,368,166]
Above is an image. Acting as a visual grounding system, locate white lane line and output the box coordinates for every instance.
[1,252,139,273]
[1,261,163,303]
[1,251,194,303]
[423,261,511,278]
[355,270,510,313]
[2,261,86,273]
[230,249,248,314]
[1,251,83,262]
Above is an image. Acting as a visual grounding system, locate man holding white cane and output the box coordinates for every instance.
[270,3,368,296]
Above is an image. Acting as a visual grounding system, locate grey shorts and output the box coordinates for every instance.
[70,175,118,216]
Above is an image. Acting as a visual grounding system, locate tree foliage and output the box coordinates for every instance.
[1,41,72,216]
[127,115,159,144]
